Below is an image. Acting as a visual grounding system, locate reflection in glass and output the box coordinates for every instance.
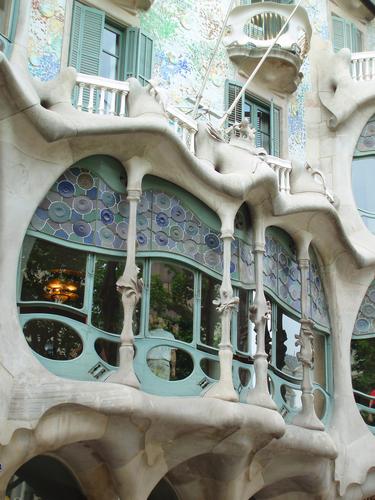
[237,289,249,352]
[0,0,12,38]
[149,261,194,343]
[276,312,301,378]
[200,275,221,347]
[351,338,375,394]
[200,358,220,380]
[21,237,86,308]
[23,319,83,360]
[313,389,326,419]
[281,384,302,410]
[239,367,251,386]
[147,346,193,381]
[95,338,119,366]
[92,259,141,335]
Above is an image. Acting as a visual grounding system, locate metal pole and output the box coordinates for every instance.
[192,0,236,119]
[218,0,304,128]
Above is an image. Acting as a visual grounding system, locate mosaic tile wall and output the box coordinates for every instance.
[353,279,375,336]
[28,0,66,81]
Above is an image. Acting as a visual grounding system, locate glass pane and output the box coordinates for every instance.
[149,261,194,343]
[275,312,301,378]
[352,157,375,214]
[281,384,302,410]
[23,319,83,360]
[237,289,249,352]
[20,237,86,308]
[314,333,326,387]
[200,274,221,347]
[0,0,12,38]
[95,338,120,366]
[92,259,142,335]
[351,338,375,394]
[100,52,118,80]
[147,346,194,381]
[102,27,119,55]
[200,358,220,379]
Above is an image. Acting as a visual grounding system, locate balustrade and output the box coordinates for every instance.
[351,52,375,81]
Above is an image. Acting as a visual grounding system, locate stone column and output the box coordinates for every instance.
[106,188,142,388]
[246,224,276,409]
[203,229,239,402]
[292,258,324,430]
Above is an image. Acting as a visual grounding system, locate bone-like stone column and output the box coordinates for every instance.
[292,258,324,430]
[203,229,239,402]
[106,188,142,388]
[246,223,276,409]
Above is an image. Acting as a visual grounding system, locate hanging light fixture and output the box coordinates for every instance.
[44,269,83,303]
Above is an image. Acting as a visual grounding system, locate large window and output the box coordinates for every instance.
[0,0,18,55]
[69,1,153,85]
[352,156,375,232]
[332,14,363,53]
[225,80,280,156]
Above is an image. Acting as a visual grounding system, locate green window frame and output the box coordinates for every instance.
[224,80,280,157]
[332,14,363,53]
[0,0,19,57]
[69,0,154,85]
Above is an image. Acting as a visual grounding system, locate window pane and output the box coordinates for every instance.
[23,319,83,360]
[102,27,119,55]
[352,157,375,213]
[147,346,194,381]
[0,0,12,38]
[275,312,301,378]
[149,261,194,343]
[20,237,86,308]
[100,51,118,80]
[237,289,249,352]
[92,258,142,335]
[200,275,221,347]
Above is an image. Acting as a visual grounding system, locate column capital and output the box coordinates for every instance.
[127,188,142,200]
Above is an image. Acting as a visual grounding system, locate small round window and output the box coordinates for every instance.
[23,319,83,360]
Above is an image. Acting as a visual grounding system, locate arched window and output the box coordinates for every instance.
[352,115,375,233]
[18,157,330,419]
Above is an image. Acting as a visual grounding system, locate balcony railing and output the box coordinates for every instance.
[351,52,375,81]
[72,73,297,195]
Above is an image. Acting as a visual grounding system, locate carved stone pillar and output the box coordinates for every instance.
[292,258,324,430]
[246,238,276,409]
[106,188,142,388]
[203,230,239,402]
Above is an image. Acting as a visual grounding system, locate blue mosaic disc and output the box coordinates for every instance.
[204,250,220,267]
[102,191,116,208]
[48,201,71,223]
[73,196,93,214]
[205,233,220,249]
[183,240,197,256]
[137,232,147,246]
[137,214,148,229]
[155,193,170,210]
[169,225,184,241]
[356,318,370,332]
[155,232,168,246]
[171,205,186,222]
[58,180,75,198]
[116,222,128,240]
[101,209,114,225]
[156,212,169,227]
[118,201,129,217]
[73,220,91,237]
[100,227,114,244]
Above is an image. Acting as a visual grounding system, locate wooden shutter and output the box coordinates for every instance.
[224,80,244,128]
[271,100,280,157]
[332,15,345,53]
[69,1,104,75]
[124,28,154,86]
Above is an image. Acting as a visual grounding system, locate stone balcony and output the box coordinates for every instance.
[223,2,312,93]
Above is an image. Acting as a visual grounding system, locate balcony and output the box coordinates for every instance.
[351,51,375,81]
[223,2,312,93]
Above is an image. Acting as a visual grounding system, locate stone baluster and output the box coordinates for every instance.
[189,129,196,154]
[88,84,95,113]
[246,224,276,409]
[203,229,239,402]
[292,257,324,430]
[77,83,85,111]
[98,87,106,115]
[106,188,142,388]
[119,91,128,118]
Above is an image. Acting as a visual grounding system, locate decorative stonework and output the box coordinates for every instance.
[353,279,375,335]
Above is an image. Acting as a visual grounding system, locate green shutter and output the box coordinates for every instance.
[69,1,104,75]
[352,24,363,53]
[124,28,154,86]
[224,80,244,128]
[332,15,345,53]
[271,100,280,157]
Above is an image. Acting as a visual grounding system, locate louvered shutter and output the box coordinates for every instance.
[124,28,154,86]
[332,16,345,52]
[69,1,104,75]
[271,100,280,157]
[352,24,363,52]
[224,80,244,128]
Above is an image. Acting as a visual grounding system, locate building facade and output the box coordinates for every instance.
[1,0,375,498]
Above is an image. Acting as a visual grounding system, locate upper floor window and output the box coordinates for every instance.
[332,14,363,53]
[225,80,280,156]
[0,0,18,55]
[69,1,153,85]
[0,0,12,38]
